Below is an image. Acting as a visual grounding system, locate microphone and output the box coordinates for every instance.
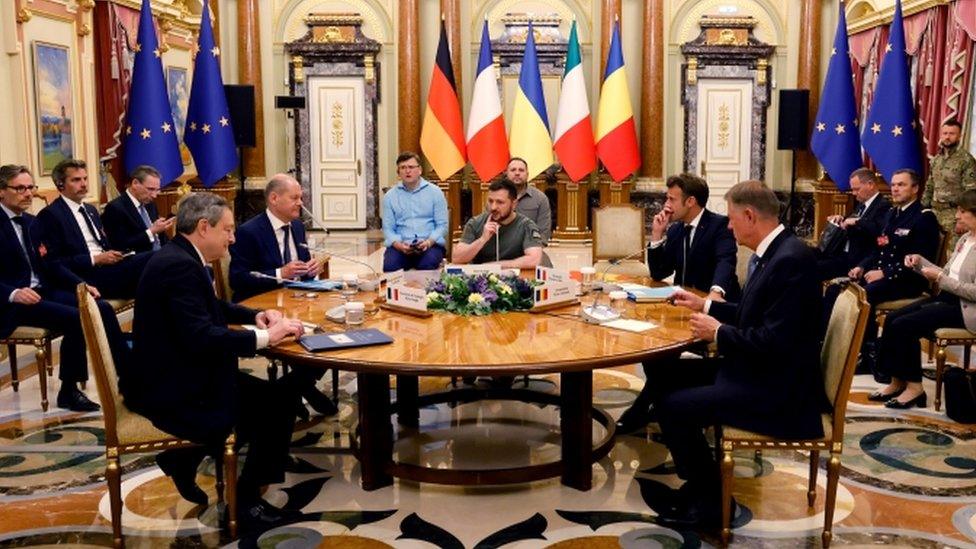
[298,242,382,291]
[301,204,329,236]
[249,271,290,282]
[580,245,648,324]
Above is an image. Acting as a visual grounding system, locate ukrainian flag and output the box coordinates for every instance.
[595,22,640,182]
[509,22,553,181]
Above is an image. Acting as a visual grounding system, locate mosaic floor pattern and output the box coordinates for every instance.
[0,355,975,548]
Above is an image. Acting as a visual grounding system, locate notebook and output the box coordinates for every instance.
[298,329,393,352]
[616,283,680,302]
[284,279,343,292]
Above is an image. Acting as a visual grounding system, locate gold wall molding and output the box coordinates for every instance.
[17,8,33,24]
[277,0,391,44]
[673,0,783,46]
[77,0,95,12]
[476,0,587,43]
[847,0,949,35]
[77,22,91,36]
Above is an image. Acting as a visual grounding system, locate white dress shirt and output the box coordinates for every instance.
[266,209,299,279]
[61,195,105,263]
[127,189,156,244]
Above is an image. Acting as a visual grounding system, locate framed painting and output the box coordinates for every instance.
[166,66,192,165]
[32,42,74,175]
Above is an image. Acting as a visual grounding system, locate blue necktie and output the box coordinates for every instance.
[79,206,109,249]
[138,204,160,251]
[746,253,761,282]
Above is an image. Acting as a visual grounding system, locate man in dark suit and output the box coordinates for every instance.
[229,174,324,302]
[616,173,740,433]
[229,174,336,418]
[34,159,151,299]
[101,165,174,253]
[124,192,303,530]
[0,164,124,412]
[816,168,892,279]
[654,180,827,529]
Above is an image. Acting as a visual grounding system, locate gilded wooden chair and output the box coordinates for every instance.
[718,282,869,547]
[592,204,649,277]
[76,284,237,547]
[2,327,55,411]
[927,328,976,411]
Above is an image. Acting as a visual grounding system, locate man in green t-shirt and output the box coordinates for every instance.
[453,178,552,268]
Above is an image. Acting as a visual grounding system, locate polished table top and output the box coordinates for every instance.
[243,282,699,376]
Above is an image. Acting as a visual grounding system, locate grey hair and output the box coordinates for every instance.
[264,173,298,199]
[176,192,229,235]
[0,164,31,189]
[724,180,782,220]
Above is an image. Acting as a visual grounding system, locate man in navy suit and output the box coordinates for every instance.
[617,174,740,433]
[124,192,303,530]
[101,165,174,253]
[816,168,892,279]
[229,174,336,417]
[34,159,151,299]
[0,164,125,412]
[653,180,827,529]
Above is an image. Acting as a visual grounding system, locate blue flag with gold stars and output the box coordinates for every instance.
[123,0,183,186]
[810,1,861,191]
[184,0,238,187]
[861,0,922,182]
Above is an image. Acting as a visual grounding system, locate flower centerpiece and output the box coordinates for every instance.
[425,272,539,315]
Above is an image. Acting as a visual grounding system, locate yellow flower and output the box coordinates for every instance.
[467,293,485,304]
[497,283,512,295]
[488,273,499,283]
[426,291,440,303]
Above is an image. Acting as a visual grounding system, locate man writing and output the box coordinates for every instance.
[123,192,303,531]
[381,152,449,271]
[452,178,551,268]
[101,165,174,253]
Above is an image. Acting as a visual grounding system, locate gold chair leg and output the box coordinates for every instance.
[807,450,820,507]
[8,344,18,391]
[35,343,48,412]
[720,446,734,546]
[106,453,124,549]
[926,339,935,364]
[45,340,53,376]
[822,451,841,548]
[935,342,947,411]
[224,438,238,539]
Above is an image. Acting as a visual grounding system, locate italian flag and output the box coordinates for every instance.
[553,21,596,182]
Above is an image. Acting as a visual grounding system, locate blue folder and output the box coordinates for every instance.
[299,329,393,352]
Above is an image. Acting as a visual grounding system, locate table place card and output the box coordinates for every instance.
[602,319,658,332]
[532,281,577,308]
[385,269,405,287]
[386,284,428,312]
[444,263,503,276]
[535,266,572,283]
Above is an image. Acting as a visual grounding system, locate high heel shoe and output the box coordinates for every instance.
[867,387,904,402]
[884,391,927,409]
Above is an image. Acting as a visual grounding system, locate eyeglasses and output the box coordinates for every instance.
[4,185,36,194]
[398,165,421,171]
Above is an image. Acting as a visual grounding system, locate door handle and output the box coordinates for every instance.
[357,160,362,176]
[700,161,707,177]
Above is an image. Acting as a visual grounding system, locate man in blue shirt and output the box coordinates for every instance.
[382,152,449,271]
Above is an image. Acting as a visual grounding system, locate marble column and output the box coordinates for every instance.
[237,0,265,178]
[795,0,823,180]
[639,0,664,178]
[398,0,421,154]
[600,0,621,78]
[441,0,461,108]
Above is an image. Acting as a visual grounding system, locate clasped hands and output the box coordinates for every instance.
[847,266,885,283]
[256,309,304,346]
[12,284,100,305]
[393,238,433,254]
[281,258,324,279]
[669,288,721,342]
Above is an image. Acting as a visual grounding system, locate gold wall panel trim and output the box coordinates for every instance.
[847,0,948,35]
[476,0,589,42]
[672,0,783,46]
[277,0,392,44]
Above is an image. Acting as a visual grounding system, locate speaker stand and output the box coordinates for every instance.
[786,149,799,232]
[236,146,246,222]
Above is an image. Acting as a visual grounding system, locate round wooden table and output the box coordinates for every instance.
[244,282,698,491]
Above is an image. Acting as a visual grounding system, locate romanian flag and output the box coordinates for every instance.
[509,22,553,181]
[420,21,466,180]
[595,22,640,182]
[553,21,596,182]
[466,21,508,183]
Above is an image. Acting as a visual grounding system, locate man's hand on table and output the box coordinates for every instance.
[256,309,283,329]
[267,318,303,345]
[690,313,721,342]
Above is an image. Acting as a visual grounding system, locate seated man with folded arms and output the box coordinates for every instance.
[0,164,126,412]
[617,173,740,433]
[229,174,336,418]
[101,165,174,254]
[452,178,552,269]
[381,152,449,271]
[123,192,304,532]
[34,159,152,299]
[816,168,891,280]
[872,189,976,409]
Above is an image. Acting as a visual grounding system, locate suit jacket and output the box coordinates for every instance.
[123,235,258,436]
[101,193,167,253]
[857,200,940,295]
[647,209,741,301]
[35,196,110,278]
[228,212,312,302]
[0,210,79,337]
[916,233,976,332]
[708,230,827,439]
[845,194,892,267]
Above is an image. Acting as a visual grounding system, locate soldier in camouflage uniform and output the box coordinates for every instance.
[921,119,976,249]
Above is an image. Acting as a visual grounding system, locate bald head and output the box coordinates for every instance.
[266,174,303,222]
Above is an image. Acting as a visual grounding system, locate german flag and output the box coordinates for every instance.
[420,20,466,180]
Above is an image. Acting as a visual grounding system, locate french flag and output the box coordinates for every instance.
[466,21,508,183]
[553,20,596,182]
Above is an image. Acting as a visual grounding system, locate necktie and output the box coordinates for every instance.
[281,224,292,264]
[746,253,761,282]
[854,202,866,217]
[11,217,36,273]
[681,224,693,286]
[79,206,108,250]
[138,204,160,251]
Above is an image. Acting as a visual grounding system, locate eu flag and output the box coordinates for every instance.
[184,0,238,187]
[123,0,183,187]
[810,1,861,191]
[861,0,922,182]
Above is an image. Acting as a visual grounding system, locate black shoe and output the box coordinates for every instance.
[238,499,301,531]
[155,450,208,506]
[867,388,904,402]
[656,495,736,530]
[616,404,655,435]
[56,386,100,412]
[884,391,927,409]
[302,386,338,416]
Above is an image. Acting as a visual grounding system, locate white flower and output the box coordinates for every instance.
[426,291,441,303]
[467,293,485,304]
[497,283,512,295]
[488,273,499,283]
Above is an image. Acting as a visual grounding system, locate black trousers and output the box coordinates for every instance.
[84,251,154,299]
[10,288,125,383]
[823,276,927,342]
[878,292,965,382]
[151,372,296,503]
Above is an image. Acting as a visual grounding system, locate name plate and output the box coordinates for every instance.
[532,281,577,308]
[385,269,405,287]
[444,263,503,276]
[386,285,428,312]
[535,266,571,283]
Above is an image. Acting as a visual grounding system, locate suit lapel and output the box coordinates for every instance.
[292,221,310,262]
[257,214,283,264]
[53,197,88,246]
[122,194,145,229]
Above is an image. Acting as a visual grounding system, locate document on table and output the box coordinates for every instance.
[602,319,658,332]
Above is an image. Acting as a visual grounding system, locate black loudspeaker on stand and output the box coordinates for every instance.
[777,89,809,232]
[224,85,256,219]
